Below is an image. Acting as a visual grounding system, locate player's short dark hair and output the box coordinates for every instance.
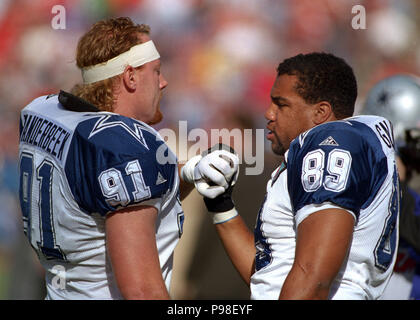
[276,52,357,119]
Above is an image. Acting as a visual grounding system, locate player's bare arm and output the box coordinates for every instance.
[279,208,354,299]
[106,205,170,299]
[215,215,256,286]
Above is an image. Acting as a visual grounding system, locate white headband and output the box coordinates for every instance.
[81,40,160,84]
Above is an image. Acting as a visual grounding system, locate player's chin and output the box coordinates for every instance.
[148,109,163,125]
[270,141,285,156]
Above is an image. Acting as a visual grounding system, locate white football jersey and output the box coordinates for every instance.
[18,92,184,299]
[251,115,400,300]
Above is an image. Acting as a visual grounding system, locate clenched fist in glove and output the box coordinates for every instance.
[181,143,239,199]
[181,144,239,224]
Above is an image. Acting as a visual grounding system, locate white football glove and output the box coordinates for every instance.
[181,144,239,199]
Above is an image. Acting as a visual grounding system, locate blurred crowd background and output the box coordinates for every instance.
[0,0,419,299]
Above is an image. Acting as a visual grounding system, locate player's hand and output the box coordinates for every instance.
[194,144,239,199]
[197,144,240,224]
[181,143,239,199]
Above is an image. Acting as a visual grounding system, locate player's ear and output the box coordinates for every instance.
[122,65,136,92]
[313,101,333,125]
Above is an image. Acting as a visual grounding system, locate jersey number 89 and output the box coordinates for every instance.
[301,148,352,193]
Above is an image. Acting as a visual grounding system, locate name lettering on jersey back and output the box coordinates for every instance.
[375,120,394,149]
[20,114,71,161]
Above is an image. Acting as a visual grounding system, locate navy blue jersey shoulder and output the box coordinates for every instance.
[65,114,177,216]
[287,120,389,218]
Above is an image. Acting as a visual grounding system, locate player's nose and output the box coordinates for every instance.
[264,103,276,121]
[160,74,168,90]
